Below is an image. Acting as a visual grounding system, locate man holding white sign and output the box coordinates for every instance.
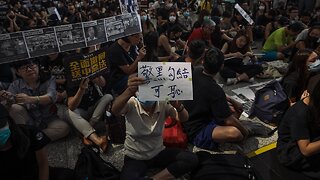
[112,74,198,180]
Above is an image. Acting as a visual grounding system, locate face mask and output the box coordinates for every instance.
[0,127,11,146]
[169,16,176,22]
[141,15,148,21]
[139,99,156,108]
[259,6,265,10]
[75,3,80,8]
[308,59,320,72]
[183,12,189,17]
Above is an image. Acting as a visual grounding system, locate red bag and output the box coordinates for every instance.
[163,117,188,149]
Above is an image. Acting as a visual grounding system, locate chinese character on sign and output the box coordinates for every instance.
[182,68,189,78]
[140,65,154,84]
[80,59,91,76]
[155,66,166,81]
[168,66,175,81]
[70,61,81,79]
[98,52,107,69]
[90,56,99,73]
[151,84,163,98]
[167,85,183,98]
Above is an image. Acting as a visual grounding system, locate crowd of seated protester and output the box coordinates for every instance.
[1,0,320,179]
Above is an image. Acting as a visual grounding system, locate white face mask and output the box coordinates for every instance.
[169,16,176,22]
[308,59,320,72]
[259,6,265,10]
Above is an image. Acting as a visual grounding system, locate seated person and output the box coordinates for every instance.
[262,22,305,61]
[112,74,198,180]
[295,25,320,51]
[0,104,51,180]
[264,15,289,45]
[4,60,69,141]
[188,19,216,47]
[277,74,320,179]
[158,25,184,61]
[67,76,113,152]
[281,49,320,104]
[106,34,146,95]
[176,40,206,67]
[220,30,263,85]
[183,48,251,150]
[39,52,68,104]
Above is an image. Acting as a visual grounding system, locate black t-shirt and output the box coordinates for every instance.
[277,101,320,166]
[0,125,50,180]
[183,67,232,140]
[39,53,66,92]
[66,81,101,110]
[281,72,300,101]
[106,42,137,93]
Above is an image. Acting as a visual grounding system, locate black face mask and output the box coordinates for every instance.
[9,15,15,19]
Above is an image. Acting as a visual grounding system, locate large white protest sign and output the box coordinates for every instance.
[138,62,193,101]
[234,3,254,25]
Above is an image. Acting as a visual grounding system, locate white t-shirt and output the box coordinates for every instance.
[123,97,172,160]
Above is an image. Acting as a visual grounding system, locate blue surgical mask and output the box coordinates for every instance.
[0,127,11,146]
[139,99,156,108]
[308,59,320,72]
[141,15,148,21]
[183,12,190,17]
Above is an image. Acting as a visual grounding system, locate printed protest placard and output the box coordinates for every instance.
[138,62,193,101]
[55,23,86,52]
[234,3,254,25]
[119,0,139,13]
[0,13,142,65]
[0,32,28,64]
[24,27,59,58]
[64,48,108,86]
[104,15,125,41]
[122,13,141,36]
[83,19,107,47]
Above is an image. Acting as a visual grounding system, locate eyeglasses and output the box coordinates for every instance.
[18,63,37,72]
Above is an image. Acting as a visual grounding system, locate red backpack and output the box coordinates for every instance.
[163,117,188,149]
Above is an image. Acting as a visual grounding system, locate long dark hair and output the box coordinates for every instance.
[284,49,313,98]
[143,31,159,62]
[226,30,250,54]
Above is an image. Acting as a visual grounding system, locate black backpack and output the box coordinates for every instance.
[191,151,256,180]
[74,145,120,180]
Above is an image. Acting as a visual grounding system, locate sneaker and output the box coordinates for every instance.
[227,78,238,85]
